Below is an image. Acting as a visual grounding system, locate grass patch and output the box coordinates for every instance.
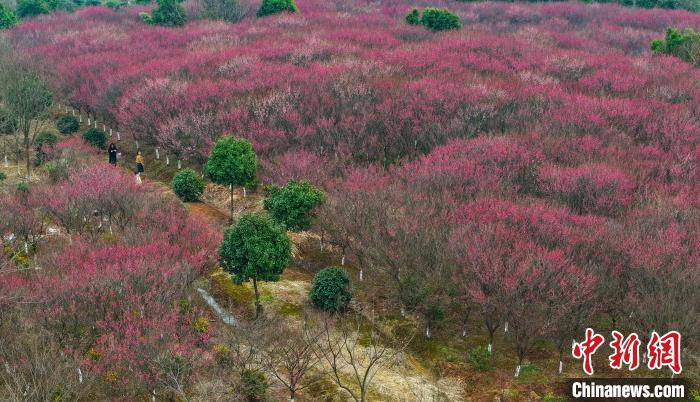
[210,268,255,309]
[514,363,544,385]
[278,301,303,317]
[410,337,465,367]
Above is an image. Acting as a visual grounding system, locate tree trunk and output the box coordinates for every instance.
[25,141,30,182]
[252,275,262,318]
[230,185,234,224]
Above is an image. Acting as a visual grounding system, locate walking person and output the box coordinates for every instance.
[135,151,144,184]
[108,143,118,166]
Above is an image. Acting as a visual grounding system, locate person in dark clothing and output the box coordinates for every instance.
[108,143,118,165]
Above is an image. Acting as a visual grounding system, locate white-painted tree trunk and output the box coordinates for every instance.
[359,269,363,281]
[514,365,521,378]
[177,160,181,170]
[166,155,170,165]
[462,329,467,337]
[426,324,431,338]
[94,121,97,129]
[79,115,82,123]
[102,124,106,132]
[559,360,563,374]
[87,117,91,125]
[488,343,492,353]
[110,129,113,136]
[78,367,83,383]
[341,254,345,265]
[117,132,121,141]
[24,242,28,254]
[72,109,75,116]
[135,141,139,149]
[152,390,156,402]
[504,322,508,333]
[155,148,160,159]
[3,155,7,167]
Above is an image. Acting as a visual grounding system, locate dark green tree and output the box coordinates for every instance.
[16,0,50,18]
[0,4,17,29]
[309,267,352,312]
[256,0,296,17]
[149,0,187,26]
[218,213,291,318]
[171,168,205,202]
[55,114,80,134]
[420,7,461,32]
[263,180,325,231]
[405,8,420,25]
[204,136,257,220]
[82,127,106,149]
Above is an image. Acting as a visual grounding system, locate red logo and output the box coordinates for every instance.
[647,331,682,374]
[572,328,606,375]
[609,331,640,371]
[572,328,683,375]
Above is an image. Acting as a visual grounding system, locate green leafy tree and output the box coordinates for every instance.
[218,213,291,318]
[55,114,79,134]
[204,136,257,220]
[0,4,17,29]
[171,168,205,202]
[82,127,106,149]
[16,0,49,18]
[651,27,700,67]
[309,267,352,312]
[2,71,53,180]
[146,0,187,27]
[35,131,57,147]
[256,0,296,17]
[405,8,420,25]
[263,180,325,231]
[420,7,461,32]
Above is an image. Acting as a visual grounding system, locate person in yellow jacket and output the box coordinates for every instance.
[135,151,144,184]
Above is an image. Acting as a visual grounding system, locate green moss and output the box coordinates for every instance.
[278,301,303,317]
[210,269,256,308]
[514,364,543,384]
